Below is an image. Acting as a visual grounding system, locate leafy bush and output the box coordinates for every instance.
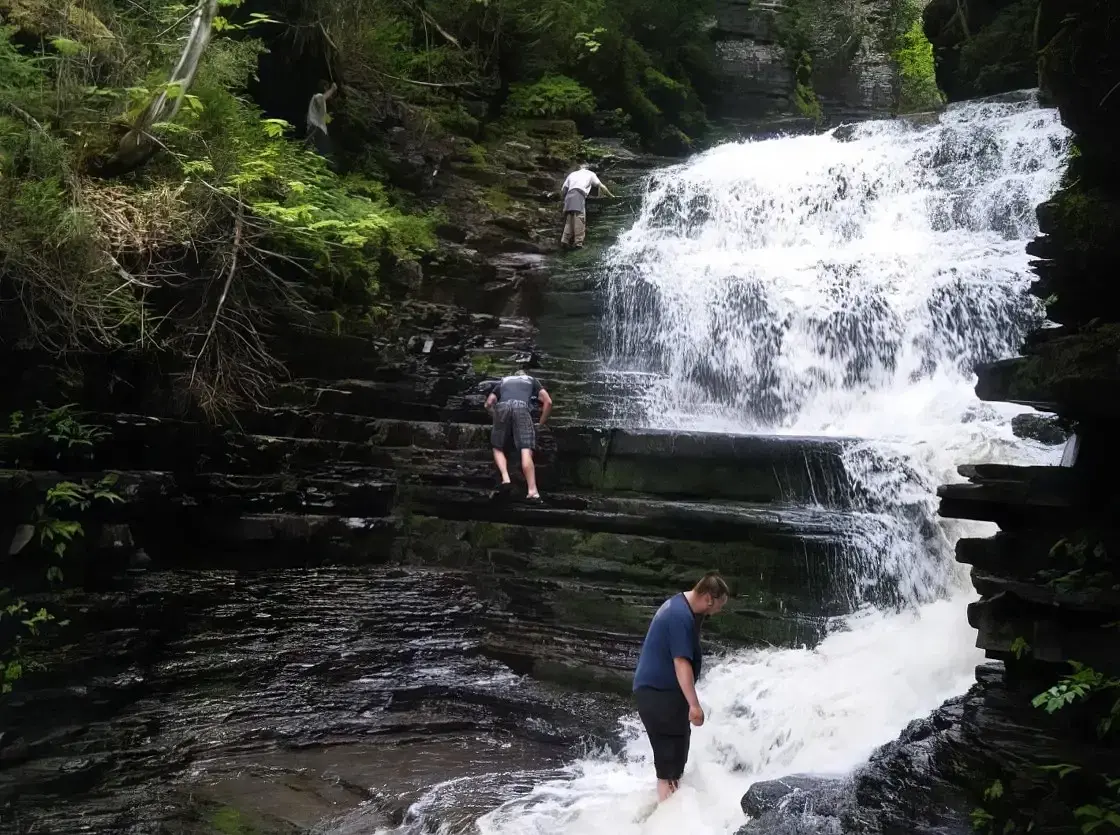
[504,74,597,119]
[895,12,944,112]
[0,16,435,416]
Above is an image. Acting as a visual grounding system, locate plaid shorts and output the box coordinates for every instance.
[491,401,536,450]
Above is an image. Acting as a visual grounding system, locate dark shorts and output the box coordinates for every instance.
[491,401,535,451]
[635,686,690,781]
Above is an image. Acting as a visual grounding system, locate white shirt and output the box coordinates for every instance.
[308,94,329,134]
[562,168,601,195]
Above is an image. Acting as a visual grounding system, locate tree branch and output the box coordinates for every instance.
[101,0,219,176]
[190,208,243,387]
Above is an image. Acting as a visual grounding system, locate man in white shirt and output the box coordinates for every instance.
[306,82,337,156]
[560,165,614,248]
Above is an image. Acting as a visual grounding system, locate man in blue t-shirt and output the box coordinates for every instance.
[633,572,730,802]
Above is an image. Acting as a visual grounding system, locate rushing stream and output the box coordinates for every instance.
[379,93,1072,834]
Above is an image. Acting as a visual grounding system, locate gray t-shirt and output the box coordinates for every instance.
[490,374,542,404]
[563,188,587,214]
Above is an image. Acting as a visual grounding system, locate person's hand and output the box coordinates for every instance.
[688,704,705,727]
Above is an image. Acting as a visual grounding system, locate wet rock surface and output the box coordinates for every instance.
[0,566,625,833]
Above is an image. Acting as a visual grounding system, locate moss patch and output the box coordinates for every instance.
[209,806,258,835]
[793,52,824,123]
[895,11,945,112]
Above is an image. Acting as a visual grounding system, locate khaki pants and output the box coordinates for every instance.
[561,211,586,247]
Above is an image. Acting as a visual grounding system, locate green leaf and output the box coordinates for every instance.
[261,118,291,138]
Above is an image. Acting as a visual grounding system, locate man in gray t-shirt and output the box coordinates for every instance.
[484,366,554,501]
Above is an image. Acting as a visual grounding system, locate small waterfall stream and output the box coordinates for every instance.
[449,93,1072,835]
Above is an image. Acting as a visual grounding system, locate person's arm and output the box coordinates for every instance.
[591,172,614,198]
[324,83,338,102]
[537,388,553,425]
[485,392,497,411]
[674,658,703,725]
[669,612,704,725]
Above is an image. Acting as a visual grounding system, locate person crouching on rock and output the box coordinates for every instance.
[560,164,614,249]
[484,364,553,502]
[634,572,730,803]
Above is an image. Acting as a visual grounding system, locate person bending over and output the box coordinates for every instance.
[633,572,730,802]
[560,164,614,249]
[485,364,553,501]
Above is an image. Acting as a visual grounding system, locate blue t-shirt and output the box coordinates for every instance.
[633,594,702,692]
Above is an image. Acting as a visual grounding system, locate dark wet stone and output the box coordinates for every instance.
[742,775,843,817]
[1010,412,1069,446]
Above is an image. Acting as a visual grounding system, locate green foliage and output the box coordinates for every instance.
[1042,535,1118,594]
[894,4,945,113]
[0,13,438,414]
[957,0,1041,97]
[1,411,115,698]
[975,660,1120,833]
[332,0,713,149]
[1010,636,1031,660]
[1032,662,1119,717]
[793,51,823,123]
[505,75,596,119]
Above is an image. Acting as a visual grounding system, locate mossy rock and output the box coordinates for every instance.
[1,0,116,54]
[1048,185,1120,255]
[976,323,1120,414]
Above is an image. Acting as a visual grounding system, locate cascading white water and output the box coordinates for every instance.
[376,94,1071,835]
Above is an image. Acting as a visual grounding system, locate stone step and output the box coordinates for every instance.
[969,591,1120,671]
[402,483,851,544]
[143,512,402,565]
[91,413,857,505]
[397,490,863,619]
[185,472,397,516]
[974,323,1120,420]
[552,427,856,504]
[956,530,1068,579]
[937,464,1090,528]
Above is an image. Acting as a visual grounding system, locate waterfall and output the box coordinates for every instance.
[601,95,1067,440]
[377,93,1071,835]
[595,92,1071,612]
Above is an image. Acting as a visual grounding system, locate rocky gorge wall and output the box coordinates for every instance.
[711,0,917,130]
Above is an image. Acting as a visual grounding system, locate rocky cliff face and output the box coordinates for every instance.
[711,0,901,129]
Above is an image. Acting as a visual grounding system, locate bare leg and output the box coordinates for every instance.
[521,448,538,498]
[657,779,673,802]
[492,448,511,484]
